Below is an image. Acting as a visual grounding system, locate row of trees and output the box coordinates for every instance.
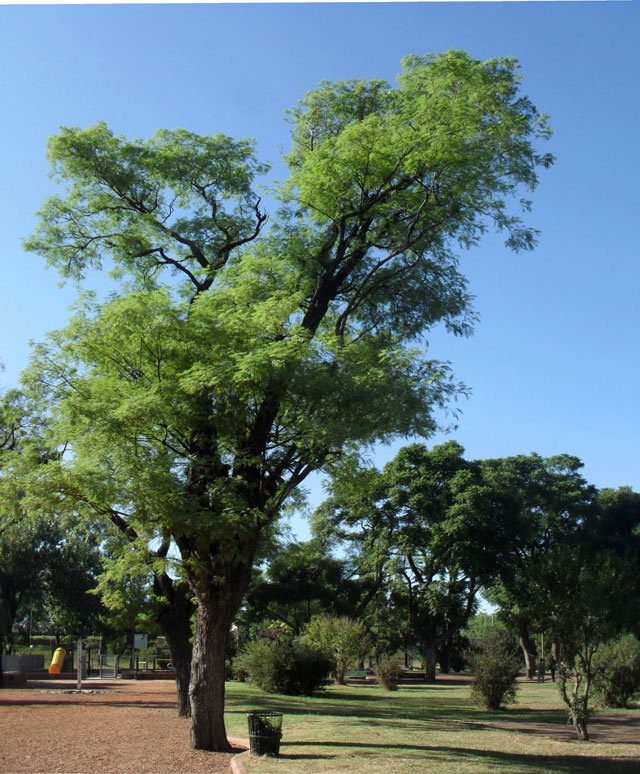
[239,442,640,738]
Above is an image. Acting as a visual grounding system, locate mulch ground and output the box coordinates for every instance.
[0,678,247,774]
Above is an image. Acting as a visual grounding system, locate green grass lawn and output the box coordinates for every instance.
[223,677,639,773]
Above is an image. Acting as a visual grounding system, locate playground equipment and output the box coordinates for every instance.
[48,647,66,674]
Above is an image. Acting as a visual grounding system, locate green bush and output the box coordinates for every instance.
[467,626,521,710]
[375,656,403,690]
[235,638,332,696]
[304,615,370,685]
[593,634,640,708]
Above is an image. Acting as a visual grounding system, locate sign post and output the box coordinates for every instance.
[76,639,82,691]
[133,634,148,677]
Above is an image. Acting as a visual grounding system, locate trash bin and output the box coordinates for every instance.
[246,711,283,756]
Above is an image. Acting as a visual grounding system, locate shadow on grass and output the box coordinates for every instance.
[226,691,504,724]
[282,741,640,772]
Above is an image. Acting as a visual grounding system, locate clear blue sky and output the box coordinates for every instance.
[1,2,638,537]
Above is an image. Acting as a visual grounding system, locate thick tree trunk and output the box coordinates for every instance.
[187,552,254,752]
[168,628,192,719]
[189,595,235,751]
[423,645,437,683]
[438,645,450,674]
[154,575,194,718]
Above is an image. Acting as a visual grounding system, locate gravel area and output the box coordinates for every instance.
[0,678,247,774]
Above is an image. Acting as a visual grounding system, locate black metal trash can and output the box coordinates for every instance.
[246,711,283,756]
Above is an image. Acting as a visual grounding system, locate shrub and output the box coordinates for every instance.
[375,656,403,690]
[593,634,640,708]
[468,626,521,710]
[234,637,332,696]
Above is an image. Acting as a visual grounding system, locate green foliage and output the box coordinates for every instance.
[374,655,403,691]
[0,389,105,649]
[592,634,640,708]
[242,540,365,635]
[0,515,104,646]
[304,615,369,684]
[234,637,332,696]
[467,625,521,711]
[285,51,552,253]
[314,442,535,679]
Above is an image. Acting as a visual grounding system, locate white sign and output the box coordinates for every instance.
[133,634,148,650]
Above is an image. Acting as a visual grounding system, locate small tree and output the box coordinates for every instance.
[592,634,640,709]
[468,625,521,711]
[304,615,369,684]
[548,549,633,740]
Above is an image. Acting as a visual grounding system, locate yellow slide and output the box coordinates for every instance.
[48,648,66,674]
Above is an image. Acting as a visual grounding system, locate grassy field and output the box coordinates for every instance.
[222,676,639,774]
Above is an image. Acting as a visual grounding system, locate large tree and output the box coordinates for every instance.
[23,51,551,750]
[315,442,526,681]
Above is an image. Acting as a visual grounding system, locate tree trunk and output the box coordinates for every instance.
[187,551,254,753]
[518,624,537,679]
[189,594,235,752]
[438,644,450,674]
[154,575,194,718]
[423,645,437,683]
[573,716,589,741]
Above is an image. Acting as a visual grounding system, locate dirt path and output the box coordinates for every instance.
[0,679,246,774]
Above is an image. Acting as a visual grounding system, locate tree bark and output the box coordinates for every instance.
[154,574,194,718]
[518,624,537,679]
[187,555,253,752]
[189,592,240,751]
[438,644,450,674]
[423,645,437,683]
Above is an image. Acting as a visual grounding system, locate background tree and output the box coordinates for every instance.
[242,533,388,640]
[0,390,104,682]
[2,387,196,714]
[316,442,526,682]
[483,453,597,676]
[0,515,105,682]
[544,546,634,740]
[23,50,551,749]
[242,539,359,635]
[38,525,105,640]
[587,487,640,636]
